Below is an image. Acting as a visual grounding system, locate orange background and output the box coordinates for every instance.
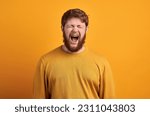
[0,0,150,98]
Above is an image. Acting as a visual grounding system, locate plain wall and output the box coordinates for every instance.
[0,0,150,98]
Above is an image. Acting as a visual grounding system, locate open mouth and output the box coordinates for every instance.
[70,36,79,42]
[70,33,80,43]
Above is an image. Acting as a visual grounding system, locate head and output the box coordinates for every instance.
[61,8,89,52]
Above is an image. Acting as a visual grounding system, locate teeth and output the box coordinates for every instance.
[71,37,78,40]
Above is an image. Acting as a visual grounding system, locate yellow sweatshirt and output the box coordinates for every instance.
[33,46,115,99]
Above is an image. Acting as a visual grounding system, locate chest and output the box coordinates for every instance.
[45,58,101,87]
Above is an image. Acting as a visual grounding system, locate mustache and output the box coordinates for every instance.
[70,31,80,37]
[63,32,86,52]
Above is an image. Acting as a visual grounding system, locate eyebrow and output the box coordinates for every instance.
[66,24,85,27]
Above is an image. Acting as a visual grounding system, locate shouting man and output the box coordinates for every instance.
[33,8,115,99]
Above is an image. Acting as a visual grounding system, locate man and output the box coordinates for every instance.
[33,8,115,99]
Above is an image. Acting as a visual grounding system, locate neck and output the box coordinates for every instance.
[62,45,85,54]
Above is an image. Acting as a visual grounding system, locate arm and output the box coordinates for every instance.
[33,58,49,99]
[99,59,115,99]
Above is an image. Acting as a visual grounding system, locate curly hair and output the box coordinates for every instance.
[61,8,89,27]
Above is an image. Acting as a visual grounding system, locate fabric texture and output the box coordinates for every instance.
[33,46,115,99]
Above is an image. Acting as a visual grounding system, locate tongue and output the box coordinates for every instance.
[71,37,78,42]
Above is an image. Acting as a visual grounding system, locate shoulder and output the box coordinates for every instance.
[87,50,112,71]
[88,51,113,78]
[88,50,109,65]
[39,46,62,64]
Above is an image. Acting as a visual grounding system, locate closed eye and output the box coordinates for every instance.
[77,25,83,28]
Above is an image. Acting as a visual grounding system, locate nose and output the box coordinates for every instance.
[72,26,78,32]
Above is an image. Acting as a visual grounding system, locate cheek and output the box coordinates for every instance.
[80,30,86,37]
[64,29,71,37]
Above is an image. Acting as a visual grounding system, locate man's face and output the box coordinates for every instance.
[62,17,87,52]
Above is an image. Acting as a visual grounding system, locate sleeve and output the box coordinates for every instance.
[33,58,49,99]
[99,59,115,99]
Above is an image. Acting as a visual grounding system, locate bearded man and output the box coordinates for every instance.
[33,8,115,99]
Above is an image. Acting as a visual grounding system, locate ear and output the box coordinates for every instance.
[61,25,64,31]
[86,26,88,32]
